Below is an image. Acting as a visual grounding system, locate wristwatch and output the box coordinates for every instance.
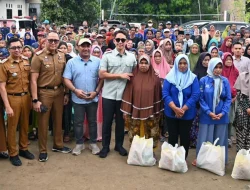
[32,99,38,103]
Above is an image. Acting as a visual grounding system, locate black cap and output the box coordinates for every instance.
[178,31,184,35]
[141,22,146,25]
[3,21,7,24]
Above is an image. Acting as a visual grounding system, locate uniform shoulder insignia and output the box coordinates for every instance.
[36,49,44,55]
[0,58,8,64]
[22,55,29,60]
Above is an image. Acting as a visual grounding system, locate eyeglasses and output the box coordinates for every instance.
[9,46,22,50]
[48,39,59,44]
[115,38,126,43]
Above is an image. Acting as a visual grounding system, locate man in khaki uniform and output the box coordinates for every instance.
[0,38,35,166]
[31,32,71,162]
[0,97,8,159]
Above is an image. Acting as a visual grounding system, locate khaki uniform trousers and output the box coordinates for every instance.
[38,87,64,153]
[7,94,31,156]
[0,98,7,152]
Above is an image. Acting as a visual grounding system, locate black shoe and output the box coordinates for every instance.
[9,155,22,166]
[52,146,71,153]
[114,146,128,156]
[38,153,48,162]
[19,150,35,160]
[99,148,110,158]
[0,152,9,159]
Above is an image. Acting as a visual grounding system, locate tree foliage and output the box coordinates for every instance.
[41,0,100,25]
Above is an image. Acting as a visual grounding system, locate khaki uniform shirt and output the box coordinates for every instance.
[31,49,66,88]
[0,56,30,93]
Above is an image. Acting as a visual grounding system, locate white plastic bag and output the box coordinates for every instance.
[158,142,188,173]
[197,138,225,176]
[232,149,250,180]
[127,135,156,166]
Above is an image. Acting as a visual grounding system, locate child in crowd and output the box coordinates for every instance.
[0,41,9,60]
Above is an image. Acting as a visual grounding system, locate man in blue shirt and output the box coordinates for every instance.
[0,21,10,40]
[63,38,103,156]
[6,25,20,42]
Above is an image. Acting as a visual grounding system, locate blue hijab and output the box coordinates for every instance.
[165,54,196,107]
[207,57,223,112]
[24,32,36,46]
[208,38,218,50]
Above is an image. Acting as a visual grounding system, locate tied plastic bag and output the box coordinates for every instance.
[158,142,188,173]
[231,149,250,180]
[127,135,156,166]
[197,138,225,176]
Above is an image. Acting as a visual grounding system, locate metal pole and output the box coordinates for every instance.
[216,0,219,21]
[99,0,102,24]
[198,0,201,20]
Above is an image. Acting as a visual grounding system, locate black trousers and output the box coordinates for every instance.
[102,98,124,149]
[166,116,193,158]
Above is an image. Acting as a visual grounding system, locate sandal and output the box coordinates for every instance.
[28,131,37,141]
[63,135,70,143]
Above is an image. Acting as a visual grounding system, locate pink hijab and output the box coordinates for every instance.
[91,45,103,58]
[151,49,170,79]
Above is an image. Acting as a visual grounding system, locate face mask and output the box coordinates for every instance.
[148,23,153,27]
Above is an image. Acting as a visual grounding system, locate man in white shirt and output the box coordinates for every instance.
[233,42,250,73]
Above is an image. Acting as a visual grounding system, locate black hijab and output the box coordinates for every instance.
[243,44,250,59]
[193,52,211,80]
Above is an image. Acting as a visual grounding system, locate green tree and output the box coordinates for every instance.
[41,0,100,25]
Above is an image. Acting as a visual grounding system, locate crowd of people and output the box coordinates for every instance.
[0,17,250,169]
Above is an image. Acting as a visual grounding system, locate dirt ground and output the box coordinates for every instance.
[0,128,250,190]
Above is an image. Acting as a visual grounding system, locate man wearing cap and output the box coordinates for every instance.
[0,21,10,40]
[68,24,76,39]
[176,30,189,54]
[99,19,109,33]
[74,26,85,41]
[63,38,103,155]
[6,25,20,42]
[143,20,157,40]
[59,25,67,38]
[163,28,175,48]
[184,30,193,50]
[99,30,137,158]
[96,34,107,52]
[0,38,35,166]
[30,32,71,162]
[43,20,50,34]
[240,26,246,38]
[138,22,146,36]
[66,31,76,48]
[32,31,46,49]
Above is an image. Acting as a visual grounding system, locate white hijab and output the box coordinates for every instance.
[67,43,77,57]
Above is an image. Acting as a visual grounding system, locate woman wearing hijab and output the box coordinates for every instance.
[57,41,74,142]
[209,25,216,38]
[24,32,36,46]
[222,53,239,147]
[208,38,218,50]
[208,46,220,58]
[158,39,174,66]
[193,58,231,166]
[121,54,163,148]
[22,45,38,141]
[190,53,211,148]
[201,28,211,52]
[67,43,77,58]
[222,25,231,39]
[144,39,155,57]
[163,54,200,158]
[188,43,200,71]
[35,38,46,52]
[213,30,223,48]
[220,36,233,54]
[151,49,170,80]
[243,44,250,59]
[83,45,103,142]
[234,65,250,151]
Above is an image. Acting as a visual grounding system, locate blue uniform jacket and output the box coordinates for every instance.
[162,77,200,120]
[199,76,231,124]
